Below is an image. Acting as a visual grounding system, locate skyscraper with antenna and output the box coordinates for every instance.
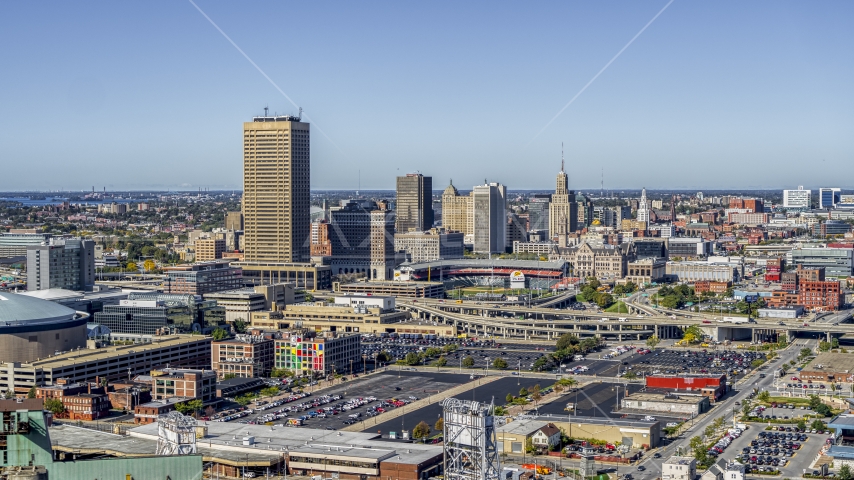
[549,143,577,238]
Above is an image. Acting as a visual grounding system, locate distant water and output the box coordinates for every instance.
[0,197,140,206]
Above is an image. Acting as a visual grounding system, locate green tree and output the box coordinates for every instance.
[44,398,65,416]
[595,293,615,309]
[758,390,770,402]
[809,394,822,409]
[412,421,431,440]
[211,327,229,341]
[376,351,391,363]
[742,403,752,416]
[175,401,193,415]
[405,352,421,366]
[839,464,852,480]
[185,399,203,416]
[519,387,529,397]
[800,348,813,358]
[623,371,638,380]
[797,419,807,430]
[704,424,716,439]
[525,437,535,454]
[811,419,827,431]
[442,344,458,353]
[462,356,475,368]
[555,333,580,351]
[613,284,626,296]
[261,386,280,398]
[235,394,253,406]
[646,335,661,350]
[492,357,508,369]
[819,341,832,352]
[435,417,444,432]
[506,393,514,403]
[751,359,765,368]
[586,278,601,290]
[436,356,447,368]
[232,319,248,334]
[271,368,294,378]
[27,387,36,399]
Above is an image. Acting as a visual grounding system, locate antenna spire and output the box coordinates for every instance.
[561,142,564,172]
[264,106,268,117]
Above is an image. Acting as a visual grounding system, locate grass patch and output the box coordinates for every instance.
[605,302,629,313]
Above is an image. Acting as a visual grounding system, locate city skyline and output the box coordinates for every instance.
[1,1,853,190]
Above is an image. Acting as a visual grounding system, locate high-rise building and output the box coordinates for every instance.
[783,186,811,210]
[242,114,310,264]
[0,231,51,259]
[26,238,95,292]
[163,260,243,295]
[310,220,332,256]
[394,230,465,262]
[636,188,650,223]
[396,173,434,233]
[819,188,842,209]
[370,209,395,281]
[329,200,383,276]
[528,194,551,232]
[549,154,577,238]
[441,180,473,235]
[194,238,225,262]
[472,182,507,254]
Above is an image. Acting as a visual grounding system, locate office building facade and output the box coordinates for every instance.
[791,248,854,279]
[93,293,224,336]
[472,182,507,254]
[0,231,50,258]
[370,209,396,281]
[783,186,811,210]
[194,238,225,261]
[163,260,243,295]
[211,334,275,378]
[274,332,361,376]
[528,194,551,232]
[396,173,434,233]
[329,200,375,276]
[26,238,95,292]
[549,164,577,238]
[820,188,842,209]
[441,181,472,235]
[395,230,465,263]
[242,114,310,264]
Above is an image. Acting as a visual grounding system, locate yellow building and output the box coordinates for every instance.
[441,181,473,235]
[250,302,410,335]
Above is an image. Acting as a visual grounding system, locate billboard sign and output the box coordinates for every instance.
[510,270,526,289]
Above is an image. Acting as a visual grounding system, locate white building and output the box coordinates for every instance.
[637,188,650,223]
[783,186,811,210]
[662,456,696,480]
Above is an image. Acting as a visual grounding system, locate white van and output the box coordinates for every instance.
[618,317,627,322]
[348,413,361,419]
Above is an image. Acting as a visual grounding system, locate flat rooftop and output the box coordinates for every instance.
[624,393,707,404]
[525,415,659,429]
[128,421,442,465]
[665,456,696,465]
[802,353,854,374]
[496,419,548,436]
[11,335,211,369]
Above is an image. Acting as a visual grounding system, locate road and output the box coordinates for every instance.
[616,339,808,480]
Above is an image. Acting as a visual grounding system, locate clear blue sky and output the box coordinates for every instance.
[1,1,852,191]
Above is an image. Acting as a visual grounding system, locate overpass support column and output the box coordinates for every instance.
[827,332,832,342]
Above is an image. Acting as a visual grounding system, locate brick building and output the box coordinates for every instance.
[145,368,217,403]
[212,334,275,378]
[35,380,111,421]
[781,272,798,292]
[694,281,731,294]
[134,397,187,424]
[798,280,843,311]
[310,220,332,256]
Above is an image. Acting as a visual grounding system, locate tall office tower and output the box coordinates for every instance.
[576,192,593,227]
[528,194,551,232]
[27,238,95,292]
[472,182,507,254]
[441,180,473,235]
[636,188,650,223]
[819,188,842,209]
[370,209,395,281]
[396,173,434,233]
[670,195,676,223]
[549,153,577,238]
[242,114,310,263]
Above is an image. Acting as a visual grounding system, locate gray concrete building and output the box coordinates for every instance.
[26,238,95,292]
[0,231,51,258]
[472,182,507,254]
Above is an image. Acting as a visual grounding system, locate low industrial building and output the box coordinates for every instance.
[757,306,804,318]
[0,335,212,392]
[645,374,728,402]
[1,399,203,478]
[799,354,854,383]
[620,393,710,416]
[532,415,660,449]
[334,280,446,298]
[203,283,295,323]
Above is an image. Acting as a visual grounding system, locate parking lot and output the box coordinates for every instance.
[366,376,552,437]
[229,371,473,430]
[564,348,766,381]
[709,420,831,477]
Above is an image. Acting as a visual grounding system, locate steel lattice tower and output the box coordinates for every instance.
[442,398,500,480]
